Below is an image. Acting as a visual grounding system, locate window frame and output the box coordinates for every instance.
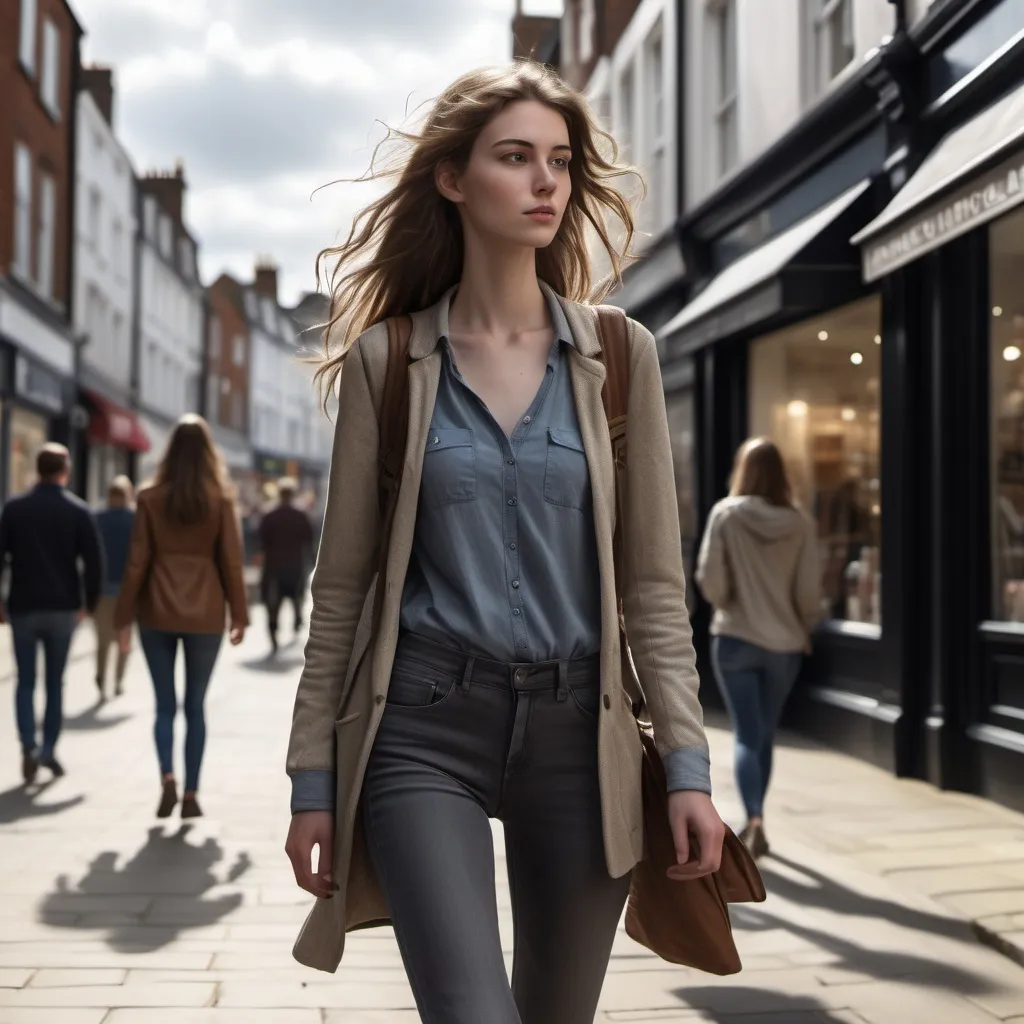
[40,18,61,120]
[806,0,855,100]
[709,0,739,178]
[36,172,56,300]
[13,143,34,280]
[19,0,37,75]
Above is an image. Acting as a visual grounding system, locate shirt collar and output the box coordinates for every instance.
[434,280,576,351]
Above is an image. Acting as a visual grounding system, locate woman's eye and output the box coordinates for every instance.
[505,152,527,163]
[552,157,570,169]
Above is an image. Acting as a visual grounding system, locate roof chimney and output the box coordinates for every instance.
[140,161,187,226]
[254,258,279,304]
[81,66,114,126]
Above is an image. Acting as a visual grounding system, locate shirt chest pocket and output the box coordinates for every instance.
[421,428,477,508]
[544,427,592,511]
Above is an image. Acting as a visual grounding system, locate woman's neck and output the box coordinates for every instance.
[448,236,549,342]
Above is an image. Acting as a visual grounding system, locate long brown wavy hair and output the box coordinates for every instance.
[152,414,232,525]
[312,59,643,412]
[729,438,794,509]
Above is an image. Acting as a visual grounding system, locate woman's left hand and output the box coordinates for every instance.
[665,790,726,881]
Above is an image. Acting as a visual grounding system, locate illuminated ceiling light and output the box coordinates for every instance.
[993,306,1004,317]
[787,400,808,418]
[850,352,864,365]
[818,330,829,341]
[841,408,856,422]
[1003,345,1022,362]
[874,334,881,345]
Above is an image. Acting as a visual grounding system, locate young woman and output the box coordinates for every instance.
[695,438,822,859]
[114,415,248,819]
[284,61,725,1024]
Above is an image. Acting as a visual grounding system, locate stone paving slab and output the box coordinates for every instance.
[2,608,1024,1021]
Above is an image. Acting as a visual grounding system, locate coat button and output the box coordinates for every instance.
[603,694,611,710]
[375,694,384,705]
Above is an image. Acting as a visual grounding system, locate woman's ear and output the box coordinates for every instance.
[435,161,464,205]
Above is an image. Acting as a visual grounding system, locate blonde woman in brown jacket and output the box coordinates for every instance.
[114,415,249,819]
[283,62,725,1024]
[696,438,822,860]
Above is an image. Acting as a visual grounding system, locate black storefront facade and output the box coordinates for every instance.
[618,0,1024,814]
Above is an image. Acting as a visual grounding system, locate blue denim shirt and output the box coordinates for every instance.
[291,286,711,811]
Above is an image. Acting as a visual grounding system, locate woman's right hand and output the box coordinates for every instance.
[285,811,336,899]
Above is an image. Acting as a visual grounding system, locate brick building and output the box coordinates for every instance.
[0,0,84,501]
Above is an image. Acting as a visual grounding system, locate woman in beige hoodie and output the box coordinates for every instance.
[695,438,822,858]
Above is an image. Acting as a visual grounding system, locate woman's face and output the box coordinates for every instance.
[438,99,573,250]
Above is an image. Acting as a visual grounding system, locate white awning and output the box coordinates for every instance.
[853,82,1024,281]
[658,180,871,352]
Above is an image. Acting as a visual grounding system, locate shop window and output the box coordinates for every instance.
[9,408,49,498]
[990,206,1024,622]
[749,295,883,625]
[666,389,699,612]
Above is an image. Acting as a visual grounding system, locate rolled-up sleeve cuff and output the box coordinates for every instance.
[290,770,335,814]
[663,747,712,795]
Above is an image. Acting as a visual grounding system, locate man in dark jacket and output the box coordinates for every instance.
[258,477,314,654]
[0,444,103,781]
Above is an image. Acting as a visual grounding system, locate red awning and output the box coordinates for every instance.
[83,390,151,453]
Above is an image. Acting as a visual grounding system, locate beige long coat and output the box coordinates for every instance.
[286,288,708,972]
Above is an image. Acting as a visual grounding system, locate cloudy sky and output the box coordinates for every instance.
[74,0,564,307]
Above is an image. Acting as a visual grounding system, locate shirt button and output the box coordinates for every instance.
[523,415,532,425]
[513,609,521,617]
[507,459,514,466]
[511,580,520,589]
[509,543,516,551]
[507,498,516,507]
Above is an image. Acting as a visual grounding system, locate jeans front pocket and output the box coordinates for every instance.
[543,427,591,510]
[421,428,477,508]
[386,662,458,710]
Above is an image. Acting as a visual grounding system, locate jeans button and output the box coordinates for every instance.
[514,668,527,684]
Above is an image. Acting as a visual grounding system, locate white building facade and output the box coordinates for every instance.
[73,73,148,505]
[245,269,331,515]
[136,167,204,482]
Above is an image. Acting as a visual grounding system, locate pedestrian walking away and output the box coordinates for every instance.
[93,475,137,700]
[259,475,314,654]
[695,437,823,859]
[284,61,727,1024]
[114,415,249,820]
[0,443,103,783]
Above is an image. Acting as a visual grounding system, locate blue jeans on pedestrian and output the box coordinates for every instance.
[711,635,803,821]
[10,611,78,759]
[138,629,223,793]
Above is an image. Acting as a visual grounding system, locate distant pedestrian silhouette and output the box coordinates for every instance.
[94,475,136,699]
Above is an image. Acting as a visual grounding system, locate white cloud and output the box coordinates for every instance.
[75,0,565,304]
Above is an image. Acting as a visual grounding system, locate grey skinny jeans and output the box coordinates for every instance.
[362,632,630,1024]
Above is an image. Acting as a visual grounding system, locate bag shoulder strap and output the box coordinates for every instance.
[374,315,413,598]
[594,305,630,598]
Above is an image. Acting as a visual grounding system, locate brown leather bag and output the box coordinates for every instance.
[375,308,766,976]
[595,305,766,976]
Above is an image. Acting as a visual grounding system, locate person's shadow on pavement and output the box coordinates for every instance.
[673,986,859,1021]
[39,824,252,952]
[0,780,84,824]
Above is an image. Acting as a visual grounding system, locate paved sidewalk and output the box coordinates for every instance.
[0,612,1023,1022]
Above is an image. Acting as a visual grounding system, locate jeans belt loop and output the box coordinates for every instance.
[556,659,569,702]
[460,656,475,693]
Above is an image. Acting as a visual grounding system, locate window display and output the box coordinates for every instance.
[9,407,49,498]
[990,206,1024,622]
[749,295,883,625]
[665,389,698,611]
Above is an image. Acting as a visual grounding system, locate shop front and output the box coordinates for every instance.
[851,73,1024,810]
[80,388,151,506]
[0,350,74,502]
[653,0,1024,812]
